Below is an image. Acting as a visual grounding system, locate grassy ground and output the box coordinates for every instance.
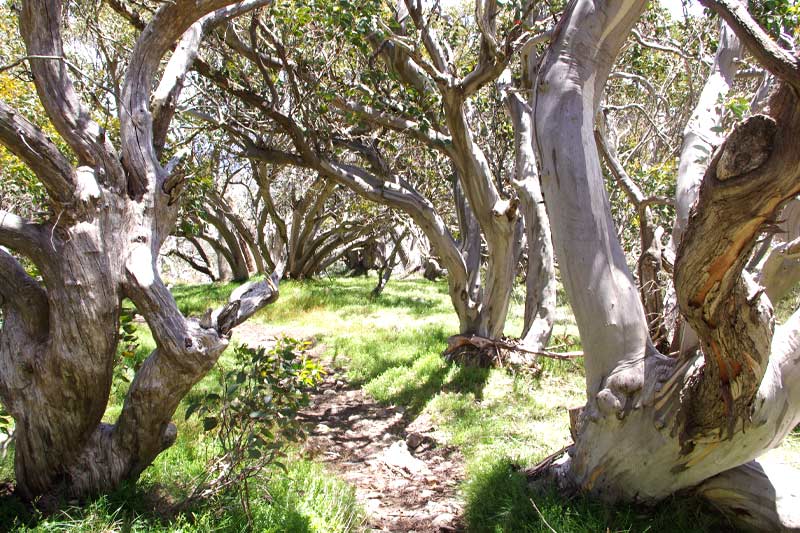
[2,274,799,531]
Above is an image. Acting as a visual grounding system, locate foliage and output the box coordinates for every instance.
[0,402,11,462]
[183,339,325,518]
[114,304,146,385]
[747,0,800,41]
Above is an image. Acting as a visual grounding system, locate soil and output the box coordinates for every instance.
[232,324,466,532]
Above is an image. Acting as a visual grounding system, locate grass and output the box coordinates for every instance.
[239,275,731,532]
[462,462,730,533]
[0,459,363,532]
[0,273,794,531]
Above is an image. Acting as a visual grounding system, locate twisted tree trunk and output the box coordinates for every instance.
[0,0,275,501]
[533,0,800,529]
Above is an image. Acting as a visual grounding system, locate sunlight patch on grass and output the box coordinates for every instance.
[426,372,582,468]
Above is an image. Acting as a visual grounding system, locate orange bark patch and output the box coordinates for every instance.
[690,218,764,309]
[583,465,605,491]
[708,340,741,384]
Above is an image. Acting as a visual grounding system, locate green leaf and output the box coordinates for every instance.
[185,402,201,421]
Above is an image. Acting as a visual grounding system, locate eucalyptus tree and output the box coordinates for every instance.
[163,0,557,353]
[0,0,283,501]
[533,0,800,528]
[253,162,394,280]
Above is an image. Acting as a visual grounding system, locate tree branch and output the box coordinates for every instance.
[0,248,49,339]
[19,0,123,187]
[0,210,46,260]
[0,100,74,204]
[699,0,800,91]
[120,0,240,198]
[152,0,272,156]
[331,97,454,155]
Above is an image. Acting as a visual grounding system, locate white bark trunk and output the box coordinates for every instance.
[501,68,555,350]
[534,0,655,399]
[667,20,742,356]
[697,459,800,531]
[533,2,800,524]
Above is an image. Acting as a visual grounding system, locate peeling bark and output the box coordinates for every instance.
[532,2,800,523]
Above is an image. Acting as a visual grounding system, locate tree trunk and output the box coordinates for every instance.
[666,18,743,357]
[501,65,555,351]
[0,0,275,501]
[533,2,800,527]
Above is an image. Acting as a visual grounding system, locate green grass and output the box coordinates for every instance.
[0,279,366,533]
[1,459,363,532]
[462,462,730,533]
[0,273,792,532]
[230,274,737,532]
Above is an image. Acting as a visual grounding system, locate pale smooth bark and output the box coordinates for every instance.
[595,127,668,350]
[534,0,656,399]
[533,2,800,528]
[666,18,742,358]
[500,66,555,349]
[757,200,800,304]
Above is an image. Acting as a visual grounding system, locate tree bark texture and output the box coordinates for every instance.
[533,1,800,527]
[0,0,275,501]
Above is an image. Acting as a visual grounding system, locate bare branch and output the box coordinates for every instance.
[0,210,46,260]
[120,0,240,198]
[630,28,690,59]
[331,97,454,155]
[169,247,216,281]
[404,0,452,76]
[594,129,646,206]
[19,0,123,188]
[0,100,74,204]
[699,0,800,90]
[0,248,48,339]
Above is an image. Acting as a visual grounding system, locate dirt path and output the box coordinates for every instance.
[232,324,466,532]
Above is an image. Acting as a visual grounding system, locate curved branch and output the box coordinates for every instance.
[0,248,49,339]
[152,0,272,155]
[120,0,239,197]
[675,82,800,437]
[19,0,123,188]
[331,98,454,155]
[0,100,74,204]
[699,0,800,90]
[0,210,46,260]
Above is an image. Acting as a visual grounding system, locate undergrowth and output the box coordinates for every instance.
[1,274,792,531]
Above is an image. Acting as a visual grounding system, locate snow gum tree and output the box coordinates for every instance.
[533,0,800,528]
[176,0,558,352]
[0,0,280,501]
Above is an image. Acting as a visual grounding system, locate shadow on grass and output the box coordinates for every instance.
[0,473,345,533]
[445,365,491,401]
[341,323,492,416]
[463,461,735,533]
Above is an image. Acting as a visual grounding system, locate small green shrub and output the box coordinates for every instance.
[183,338,325,521]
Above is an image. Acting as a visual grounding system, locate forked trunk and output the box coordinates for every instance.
[0,0,276,501]
[533,0,800,529]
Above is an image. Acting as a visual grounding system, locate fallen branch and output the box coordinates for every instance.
[530,497,559,533]
[523,444,571,481]
[444,334,583,362]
